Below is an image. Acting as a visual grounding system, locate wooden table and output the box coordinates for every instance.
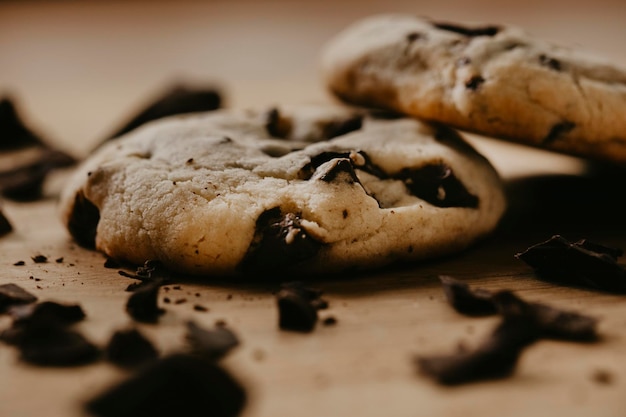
[2,1,626,416]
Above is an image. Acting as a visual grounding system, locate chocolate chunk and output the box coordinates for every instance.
[102,84,222,142]
[416,317,537,385]
[394,163,479,208]
[432,22,500,37]
[0,209,12,236]
[465,75,485,90]
[301,149,385,181]
[240,208,323,272]
[125,281,164,323]
[185,320,239,361]
[280,281,325,304]
[321,115,363,139]
[0,97,45,150]
[515,235,626,293]
[105,328,159,368]
[322,316,337,326]
[439,275,497,316]
[314,158,361,183]
[13,260,25,266]
[104,258,120,269]
[406,32,423,42]
[0,149,76,201]
[542,121,576,144]
[85,353,247,417]
[0,283,37,312]
[9,301,86,326]
[539,54,562,71]
[276,288,319,333]
[67,191,100,249]
[492,291,598,342]
[264,107,292,139]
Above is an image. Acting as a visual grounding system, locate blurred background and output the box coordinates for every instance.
[2,0,626,168]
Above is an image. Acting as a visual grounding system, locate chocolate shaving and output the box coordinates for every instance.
[0,283,37,312]
[105,328,159,368]
[185,320,239,361]
[85,353,247,417]
[102,84,222,142]
[515,235,626,293]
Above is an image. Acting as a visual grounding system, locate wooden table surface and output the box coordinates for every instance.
[2,1,626,416]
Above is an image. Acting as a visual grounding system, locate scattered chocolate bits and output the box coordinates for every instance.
[105,328,159,368]
[102,84,222,142]
[276,282,327,333]
[515,235,626,293]
[185,320,240,361]
[85,353,247,417]
[0,209,12,236]
[125,281,164,323]
[0,283,37,312]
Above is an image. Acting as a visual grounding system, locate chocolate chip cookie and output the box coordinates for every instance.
[59,104,506,276]
[321,14,626,164]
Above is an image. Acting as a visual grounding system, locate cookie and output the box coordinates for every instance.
[58,104,506,276]
[321,14,626,164]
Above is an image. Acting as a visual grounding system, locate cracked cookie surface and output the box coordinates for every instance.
[321,14,626,164]
[59,104,506,276]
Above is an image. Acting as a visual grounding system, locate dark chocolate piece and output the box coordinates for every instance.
[85,353,247,417]
[542,121,575,144]
[0,283,37,312]
[432,22,500,37]
[416,317,538,385]
[321,115,363,139]
[125,281,163,323]
[406,32,423,42]
[67,191,100,249]
[322,316,337,326]
[0,97,45,150]
[185,320,239,361]
[492,291,598,342]
[0,149,76,201]
[9,301,85,326]
[240,208,323,272]
[394,163,479,208]
[102,84,222,141]
[276,288,318,333]
[0,209,12,236]
[104,258,121,269]
[515,235,626,293]
[105,328,159,368]
[465,75,485,90]
[315,158,361,183]
[438,275,497,316]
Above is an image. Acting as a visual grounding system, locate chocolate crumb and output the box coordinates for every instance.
[85,353,246,417]
[515,235,626,293]
[163,297,171,304]
[0,283,37,312]
[193,304,208,312]
[592,369,614,385]
[465,75,485,90]
[185,320,239,361]
[105,328,159,369]
[322,316,337,326]
[539,54,562,71]
[276,288,318,333]
[13,260,25,266]
[175,298,187,305]
[31,254,48,263]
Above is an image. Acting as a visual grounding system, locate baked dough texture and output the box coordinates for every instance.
[321,14,626,164]
[59,104,506,276]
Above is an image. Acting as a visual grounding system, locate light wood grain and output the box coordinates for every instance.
[2,1,626,416]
